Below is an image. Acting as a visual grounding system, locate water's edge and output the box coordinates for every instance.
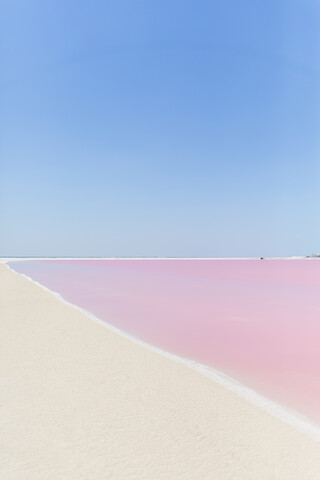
[5,260,320,443]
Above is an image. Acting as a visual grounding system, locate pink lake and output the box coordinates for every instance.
[9,259,320,424]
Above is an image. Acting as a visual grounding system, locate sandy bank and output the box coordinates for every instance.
[1,263,320,479]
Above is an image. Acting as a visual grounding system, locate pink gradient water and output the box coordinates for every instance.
[9,259,320,424]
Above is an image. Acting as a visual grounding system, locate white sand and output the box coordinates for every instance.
[1,263,320,479]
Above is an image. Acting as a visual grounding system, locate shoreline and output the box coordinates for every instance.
[2,261,320,478]
[5,260,320,443]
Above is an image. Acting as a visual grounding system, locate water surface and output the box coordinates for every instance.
[9,259,320,424]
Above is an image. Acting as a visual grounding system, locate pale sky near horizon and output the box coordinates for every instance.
[1,0,320,257]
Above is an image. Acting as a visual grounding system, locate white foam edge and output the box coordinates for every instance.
[4,259,320,443]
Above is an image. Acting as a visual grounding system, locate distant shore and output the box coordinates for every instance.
[0,255,311,262]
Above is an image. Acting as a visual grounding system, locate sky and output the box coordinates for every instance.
[1,0,320,257]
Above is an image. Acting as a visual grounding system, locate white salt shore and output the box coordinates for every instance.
[1,262,320,479]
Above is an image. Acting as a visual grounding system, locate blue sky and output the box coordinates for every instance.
[1,0,320,257]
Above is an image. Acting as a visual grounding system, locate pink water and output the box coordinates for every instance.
[9,259,320,424]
